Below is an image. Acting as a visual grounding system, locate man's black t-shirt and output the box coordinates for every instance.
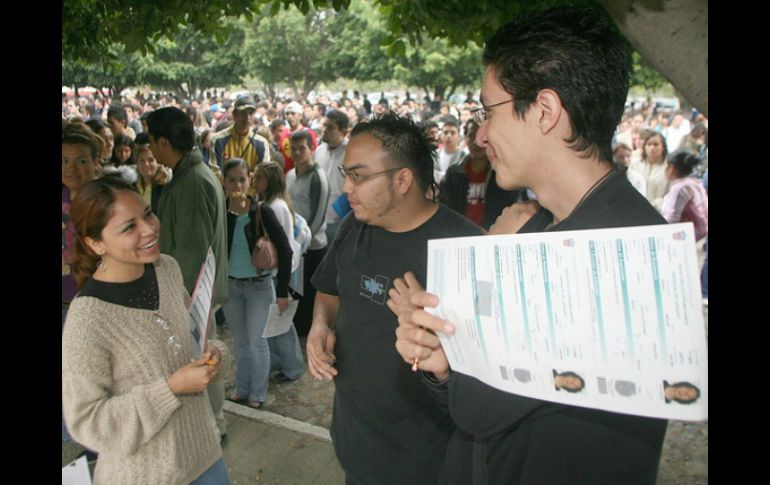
[312,204,482,484]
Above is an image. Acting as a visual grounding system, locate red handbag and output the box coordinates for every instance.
[251,204,278,270]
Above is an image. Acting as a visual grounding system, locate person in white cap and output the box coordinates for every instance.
[277,101,318,172]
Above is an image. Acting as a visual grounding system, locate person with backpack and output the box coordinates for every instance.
[254,161,307,383]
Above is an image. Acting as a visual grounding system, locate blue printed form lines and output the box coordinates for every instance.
[539,243,557,357]
[589,241,607,361]
[616,240,635,359]
[516,245,532,351]
[648,237,668,363]
[469,247,490,365]
[494,246,511,353]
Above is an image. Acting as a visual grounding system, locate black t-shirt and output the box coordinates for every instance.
[311,204,482,484]
[442,170,670,485]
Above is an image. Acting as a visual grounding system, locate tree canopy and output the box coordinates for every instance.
[62,0,706,114]
[62,0,589,64]
[63,1,487,100]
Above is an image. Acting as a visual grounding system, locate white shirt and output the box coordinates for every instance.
[625,167,647,196]
[664,120,691,153]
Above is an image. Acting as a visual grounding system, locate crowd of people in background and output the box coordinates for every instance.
[62,83,710,405]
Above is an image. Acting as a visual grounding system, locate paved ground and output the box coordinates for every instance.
[63,319,707,485]
[224,328,709,485]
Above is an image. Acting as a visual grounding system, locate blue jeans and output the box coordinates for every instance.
[268,324,305,380]
[190,458,231,485]
[224,277,274,402]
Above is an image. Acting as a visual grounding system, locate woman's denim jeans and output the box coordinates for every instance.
[268,324,305,380]
[190,457,231,485]
[224,277,274,402]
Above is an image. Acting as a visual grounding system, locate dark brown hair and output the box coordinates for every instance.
[62,121,105,163]
[70,177,139,288]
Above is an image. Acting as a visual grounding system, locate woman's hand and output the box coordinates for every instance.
[166,351,219,395]
[276,297,290,314]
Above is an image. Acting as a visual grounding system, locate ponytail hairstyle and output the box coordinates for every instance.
[70,177,139,288]
[666,150,701,178]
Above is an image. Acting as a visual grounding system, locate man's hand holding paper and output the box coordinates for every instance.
[389,272,453,381]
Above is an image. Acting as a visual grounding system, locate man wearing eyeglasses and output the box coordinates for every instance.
[306,113,482,484]
[392,6,669,485]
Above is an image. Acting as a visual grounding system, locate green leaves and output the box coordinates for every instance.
[387,39,406,57]
[63,0,257,63]
[630,50,667,93]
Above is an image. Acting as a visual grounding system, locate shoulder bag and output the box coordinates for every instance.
[251,203,278,270]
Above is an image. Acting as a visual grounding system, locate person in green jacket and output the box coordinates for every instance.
[147,106,230,443]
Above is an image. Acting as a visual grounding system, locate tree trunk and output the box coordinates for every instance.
[432,85,447,102]
[599,0,707,116]
[263,84,276,100]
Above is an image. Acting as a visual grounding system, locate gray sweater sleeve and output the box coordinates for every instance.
[308,168,330,236]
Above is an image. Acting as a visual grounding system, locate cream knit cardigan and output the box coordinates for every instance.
[62,254,222,485]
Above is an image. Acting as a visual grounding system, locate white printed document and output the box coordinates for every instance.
[262,300,300,338]
[426,223,707,421]
[189,247,216,352]
[62,455,92,485]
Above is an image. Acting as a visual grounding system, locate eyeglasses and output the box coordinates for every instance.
[337,165,407,185]
[471,98,514,124]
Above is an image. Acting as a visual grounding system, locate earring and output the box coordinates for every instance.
[97,258,107,273]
